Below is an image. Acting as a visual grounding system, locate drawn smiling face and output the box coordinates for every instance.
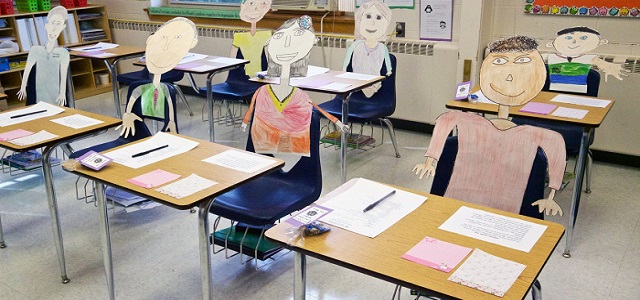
[268,22,315,66]
[480,50,546,106]
[358,5,389,42]
[45,14,66,42]
[145,20,197,75]
[240,0,272,24]
[552,31,601,56]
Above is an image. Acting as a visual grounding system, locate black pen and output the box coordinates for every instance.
[363,190,396,213]
[10,110,47,119]
[82,46,102,51]
[131,144,168,158]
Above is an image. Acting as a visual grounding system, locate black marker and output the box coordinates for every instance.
[10,110,47,119]
[363,190,396,213]
[131,145,168,158]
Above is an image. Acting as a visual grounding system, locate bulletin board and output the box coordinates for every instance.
[524,0,640,17]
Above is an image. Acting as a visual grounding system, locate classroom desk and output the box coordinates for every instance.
[65,133,283,300]
[252,70,385,183]
[265,180,565,300]
[134,55,249,142]
[70,45,146,118]
[0,105,121,283]
[445,89,613,258]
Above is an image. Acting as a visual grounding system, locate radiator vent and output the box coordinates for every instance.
[110,20,436,56]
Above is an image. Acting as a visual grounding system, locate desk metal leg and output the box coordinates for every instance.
[66,69,75,109]
[206,72,220,142]
[103,60,121,118]
[339,93,352,184]
[0,214,5,248]
[563,128,591,258]
[42,146,70,284]
[96,183,115,299]
[198,198,216,300]
[294,252,306,300]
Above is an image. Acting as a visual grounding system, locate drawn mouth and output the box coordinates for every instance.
[149,61,171,69]
[277,53,298,61]
[489,83,524,97]
[366,29,377,33]
[568,45,580,49]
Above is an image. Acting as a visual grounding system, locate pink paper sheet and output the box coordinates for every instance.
[401,236,472,273]
[127,169,181,189]
[0,129,34,141]
[518,102,557,115]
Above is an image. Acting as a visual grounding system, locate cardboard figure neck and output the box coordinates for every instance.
[151,74,162,88]
[46,40,57,53]
[491,104,517,130]
[250,22,257,36]
[271,65,293,101]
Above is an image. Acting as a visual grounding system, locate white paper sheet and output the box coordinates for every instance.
[471,91,498,105]
[208,57,246,65]
[551,107,589,119]
[335,72,379,81]
[50,114,103,129]
[256,65,330,85]
[202,150,276,173]
[319,178,427,238]
[448,248,526,297]
[550,94,611,108]
[71,42,119,52]
[188,65,216,72]
[104,132,199,169]
[156,173,217,199]
[9,130,58,146]
[318,82,352,91]
[178,52,208,65]
[439,206,547,252]
[0,102,66,127]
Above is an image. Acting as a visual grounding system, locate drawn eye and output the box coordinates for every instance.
[366,13,372,19]
[162,35,168,39]
[514,56,532,64]
[273,32,283,39]
[580,35,588,40]
[565,36,573,40]
[376,15,382,20]
[176,35,182,39]
[492,57,508,65]
[294,29,305,36]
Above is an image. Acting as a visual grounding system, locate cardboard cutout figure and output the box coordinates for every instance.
[547,26,626,93]
[413,36,567,216]
[242,16,347,171]
[117,17,198,138]
[231,0,272,76]
[345,0,393,98]
[17,6,70,106]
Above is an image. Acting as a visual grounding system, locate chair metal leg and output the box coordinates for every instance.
[0,214,6,248]
[380,118,401,158]
[173,84,194,116]
[531,279,542,300]
[585,150,592,194]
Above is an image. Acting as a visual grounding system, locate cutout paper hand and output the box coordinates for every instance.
[116,112,142,138]
[412,157,436,180]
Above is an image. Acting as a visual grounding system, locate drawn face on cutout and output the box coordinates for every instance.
[145,19,198,75]
[552,31,602,56]
[480,50,546,107]
[45,14,66,42]
[359,5,389,42]
[240,0,272,24]
[268,22,315,67]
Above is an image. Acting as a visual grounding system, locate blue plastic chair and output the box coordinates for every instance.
[209,112,322,261]
[316,54,400,157]
[428,135,548,299]
[197,48,266,124]
[512,68,600,194]
[117,67,194,116]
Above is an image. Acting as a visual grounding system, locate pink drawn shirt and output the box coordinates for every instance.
[425,111,566,213]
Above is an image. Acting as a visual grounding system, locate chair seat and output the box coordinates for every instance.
[198,81,262,101]
[210,172,320,226]
[317,95,395,123]
[116,70,149,85]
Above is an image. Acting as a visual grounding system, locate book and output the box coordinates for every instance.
[1,150,61,171]
[25,18,39,47]
[34,16,49,47]
[15,18,31,51]
[321,131,375,148]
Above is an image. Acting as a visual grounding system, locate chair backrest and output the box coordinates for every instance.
[25,65,72,107]
[245,111,323,204]
[543,66,600,97]
[430,136,546,219]
[345,53,397,117]
[126,80,179,134]
[227,47,268,85]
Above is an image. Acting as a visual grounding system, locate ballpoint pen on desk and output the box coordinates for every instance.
[81,46,102,51]
[363,190,396,213]
[131,144,168,158]
[10,110,47,119]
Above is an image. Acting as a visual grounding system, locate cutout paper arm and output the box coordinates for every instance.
[16,59,35,102]
[591,57,628,82]
[116,83,176,138]
[412,112,458,180]
[57,60,69,106]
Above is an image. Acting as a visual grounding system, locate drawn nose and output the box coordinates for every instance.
[285,35,291,47]
[506,74,513,82]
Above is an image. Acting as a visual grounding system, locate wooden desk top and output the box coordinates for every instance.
[133,55,249,75]
[69,45,145,60]
[0,105,122,152]
[251,70,386,95]
[266,182,565,300]
[67,134,284,210]
[446,87,614,128]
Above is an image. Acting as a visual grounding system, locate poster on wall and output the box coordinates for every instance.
[419,0,453,41]
[356,0,414,9]
[525,0,640,17]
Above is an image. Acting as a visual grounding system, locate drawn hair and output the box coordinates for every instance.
[353,0,392,41]
[266,15,315,78]
[47,6,69,22]
[155,17,198,38]
[488,36,539,53]
[557,26,600,36]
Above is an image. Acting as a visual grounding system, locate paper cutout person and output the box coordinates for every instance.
[17,6,70,106]
[345,0,393,98]
[413,36,567,216]
[117,17,198,138]
[242,16,347,171]
[547,26,626,93]
[231,0,272,77]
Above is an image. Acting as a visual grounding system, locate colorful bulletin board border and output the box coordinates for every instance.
[524,0,640,17]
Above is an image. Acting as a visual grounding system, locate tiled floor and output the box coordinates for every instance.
[1,92,639,299]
